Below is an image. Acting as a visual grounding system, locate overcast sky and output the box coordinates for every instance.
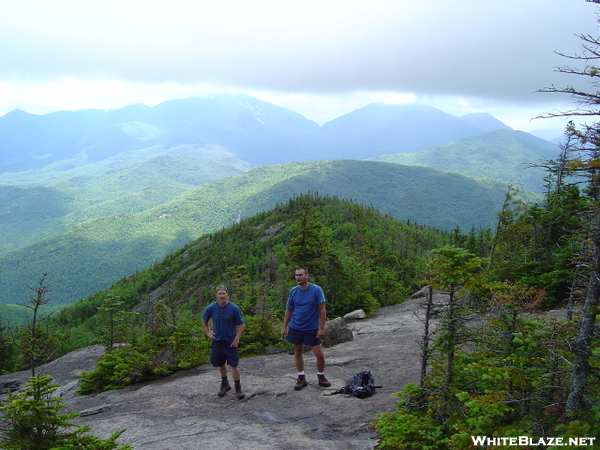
[1,0,598,135]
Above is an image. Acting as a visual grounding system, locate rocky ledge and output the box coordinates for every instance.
[0,295,443,450]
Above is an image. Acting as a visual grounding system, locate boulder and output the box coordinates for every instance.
[264,346,287,355]
[1,380,21,394]
[343,309,367,320]
[323,317,354,347]
[410,286,450,299]
[410,286,430,299]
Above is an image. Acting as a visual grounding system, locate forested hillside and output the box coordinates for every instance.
[1,94,552,313]
[0,145,250,253]
[0,160,507,308]
[370,128,560,193]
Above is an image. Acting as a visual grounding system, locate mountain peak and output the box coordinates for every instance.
[460,112,512,133]
[0,94,528,170]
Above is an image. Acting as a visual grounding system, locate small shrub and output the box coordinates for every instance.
[0,375,131,450]
[78,346,165,394]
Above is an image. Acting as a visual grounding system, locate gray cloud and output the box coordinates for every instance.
[0,0,597,125]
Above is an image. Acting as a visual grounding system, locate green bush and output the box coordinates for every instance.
[0,375,131,450]
[376,384,448,450]
[374,282,600,450]
[78,346,167,394]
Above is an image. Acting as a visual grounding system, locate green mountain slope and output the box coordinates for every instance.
[0,160,507,307]
[0,185,80,251]
[368,129,559,193]
[50,194,451,352]
[0,146,250,252]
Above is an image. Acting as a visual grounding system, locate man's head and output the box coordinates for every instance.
[294,267,309,287]
[215,285,229,306]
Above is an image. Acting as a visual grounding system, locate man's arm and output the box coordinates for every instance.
[317,303,327,338]
[202,319,216,340]
[281,308,292,339]
[231,323,245,348]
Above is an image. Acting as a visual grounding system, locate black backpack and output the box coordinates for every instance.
[327,370,380,398]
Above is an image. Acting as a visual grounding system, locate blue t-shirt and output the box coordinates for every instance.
[286,283,326,331]
[202,301,244,343]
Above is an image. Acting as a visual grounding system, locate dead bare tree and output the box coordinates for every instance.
[17,273,57,376]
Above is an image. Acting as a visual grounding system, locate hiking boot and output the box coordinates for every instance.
[235,381,246,400]
[294,374,308,390]
[218,380,231,397]
[318,374,331,387]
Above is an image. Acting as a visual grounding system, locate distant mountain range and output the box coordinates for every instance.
[1,92,531,172]
[0,93,562,307]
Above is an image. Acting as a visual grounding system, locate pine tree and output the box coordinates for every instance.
[0,375,132,450]
[537,0,600,416]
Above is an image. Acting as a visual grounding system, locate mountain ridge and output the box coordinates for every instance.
[1,93,534,174]
[369,128,559,193]
[0,160,506,307]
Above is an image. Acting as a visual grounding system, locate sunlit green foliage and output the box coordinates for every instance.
[371,128,558,194]
[0,375,132,449]
[376,283,599,449]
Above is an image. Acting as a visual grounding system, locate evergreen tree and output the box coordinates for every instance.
[96,294,130,349]
[285,195,330,272]
[428,245,486,387]
[537,0,600,416]
[0,375,132,450]
[0,319,16,375]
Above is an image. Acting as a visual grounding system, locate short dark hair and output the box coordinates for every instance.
[295,267,309,276]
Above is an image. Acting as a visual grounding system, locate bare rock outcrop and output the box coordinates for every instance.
[0,297,432,450]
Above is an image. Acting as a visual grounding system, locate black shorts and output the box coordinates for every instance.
[210,340,240,367]
[287,327,321,347]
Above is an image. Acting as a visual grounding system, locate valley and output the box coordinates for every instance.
[0,93,561,310]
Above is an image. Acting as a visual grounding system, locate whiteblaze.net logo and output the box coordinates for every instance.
[471,436,597,447]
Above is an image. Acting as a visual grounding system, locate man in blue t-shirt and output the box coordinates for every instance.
[281,267,331,390]
[202,285,245,399]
